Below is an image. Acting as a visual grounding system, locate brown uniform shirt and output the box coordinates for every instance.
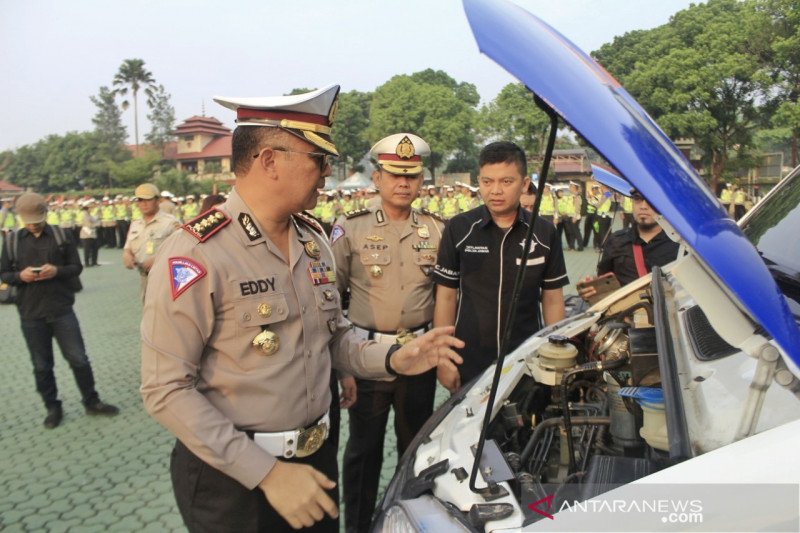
[124,210,180,264]
[330,206,443,332]
[140,188,391,490]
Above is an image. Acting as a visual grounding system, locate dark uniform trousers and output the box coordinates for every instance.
[171,436,339,533]
[343,369,436,533]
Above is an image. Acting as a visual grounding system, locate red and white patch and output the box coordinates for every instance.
[169,257,206,300]
[330,224,345,245]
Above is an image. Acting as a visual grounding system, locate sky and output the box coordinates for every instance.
[0,0,699,152]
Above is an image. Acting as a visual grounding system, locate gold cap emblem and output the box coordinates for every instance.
[395,135,415,159]
[257,303,272,318]
[253,330,280,356]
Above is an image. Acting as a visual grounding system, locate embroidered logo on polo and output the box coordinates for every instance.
[308,261,336,285]
[238,213,262,241]
[169,257,206,300]
[519,239,537,256]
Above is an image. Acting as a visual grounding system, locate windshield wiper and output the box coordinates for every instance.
[468,94,559,497]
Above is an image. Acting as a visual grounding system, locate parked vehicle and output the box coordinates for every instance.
[372,0,800,531]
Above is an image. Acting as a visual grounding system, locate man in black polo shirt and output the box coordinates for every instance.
[579,190,680,300]
[433,141,569,392]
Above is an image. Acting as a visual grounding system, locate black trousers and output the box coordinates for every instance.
[115,220,129,248]
[343,370,436,533]
[171,438,339,533]
[582,213,597,248]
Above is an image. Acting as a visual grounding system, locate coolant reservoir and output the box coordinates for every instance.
[536,335,578,369]
[619,387,669,452]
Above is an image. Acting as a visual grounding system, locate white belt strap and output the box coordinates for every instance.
[252,411,330,459]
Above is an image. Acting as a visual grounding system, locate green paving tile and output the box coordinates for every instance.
[0,240,605,531]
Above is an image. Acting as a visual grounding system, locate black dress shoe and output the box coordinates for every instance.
[44,406,63,429]
[85,399,120,416]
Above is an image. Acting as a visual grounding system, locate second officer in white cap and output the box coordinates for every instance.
[140,89,464,532]
[330,133,446,532]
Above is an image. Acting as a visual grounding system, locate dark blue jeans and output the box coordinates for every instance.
[20,309,98,409]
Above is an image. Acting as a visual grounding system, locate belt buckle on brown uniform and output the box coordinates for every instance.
[395,328,417,346]
[296,418,329,458]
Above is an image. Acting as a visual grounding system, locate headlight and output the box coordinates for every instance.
[375,496,472,532]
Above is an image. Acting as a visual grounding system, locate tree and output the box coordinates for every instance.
[145,84,176,154]
[593,0,771,191]
[478,82,551,157]
[113,58,157,153]
[367,71,478,178]
[91,86,127,149]
[762,0,800,166]
[331,90,372,173]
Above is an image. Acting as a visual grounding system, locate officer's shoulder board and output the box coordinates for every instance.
[344,208,370,220]
[294,211,325,236]
[183,208,231,242]
[421,208,446,224]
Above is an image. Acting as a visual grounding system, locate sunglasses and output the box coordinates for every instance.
[253,146,333,172]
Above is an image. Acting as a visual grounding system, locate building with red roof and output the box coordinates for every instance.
[170,115,232,177]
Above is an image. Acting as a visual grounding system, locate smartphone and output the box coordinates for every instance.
[30,267,43,273]
[576,272,621,304]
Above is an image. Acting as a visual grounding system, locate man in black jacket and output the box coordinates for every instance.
[0,192,118,429]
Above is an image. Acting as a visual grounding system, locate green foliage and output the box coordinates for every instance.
[0,131,134,191]
[155,168,193,196]
[331,90,372,172]
[145,84,176,151]
[593,0,773,189]
[478,83,551,157]
[91,85,127,149]
[367,70,478,177]
[109,153,161,188]
[113,58,157,150]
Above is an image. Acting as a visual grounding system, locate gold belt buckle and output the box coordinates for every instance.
[296,420,328,458]
[396,328,417,346]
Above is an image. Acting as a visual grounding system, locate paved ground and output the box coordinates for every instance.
[0,239,602,532]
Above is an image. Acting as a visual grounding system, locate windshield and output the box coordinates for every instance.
[741,167,800,313]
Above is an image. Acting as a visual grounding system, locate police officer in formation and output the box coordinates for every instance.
[330,133,445,532]
[122,183,180,302]
[139,85,463,532]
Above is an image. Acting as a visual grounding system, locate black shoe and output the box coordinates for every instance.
[85,399,120,416]
[44,406,63,429]
[577,247,584,251]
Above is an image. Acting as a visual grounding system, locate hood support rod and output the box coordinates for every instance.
[469,95,560,496]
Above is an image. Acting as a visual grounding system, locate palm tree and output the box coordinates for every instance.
[112,59,156,154]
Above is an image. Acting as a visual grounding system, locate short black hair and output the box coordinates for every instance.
[231,126,282,176]
[478,141,527,177]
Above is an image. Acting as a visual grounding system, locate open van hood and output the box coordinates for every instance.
[463,0,800,365]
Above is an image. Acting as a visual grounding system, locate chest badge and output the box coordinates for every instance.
[304,240,321,259]
[417,225,430,238]
[413,241,436,250]
[365,235,384,242]
[257,303,272,318]
[253,329,280,356]
[323,289,335,301]
[370,265,383,278]
[327,317,338,334]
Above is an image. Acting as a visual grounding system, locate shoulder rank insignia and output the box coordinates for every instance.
[183,209,230,242]
[344,208,370,219]
[421,209,446,223]
[294,211,325,236]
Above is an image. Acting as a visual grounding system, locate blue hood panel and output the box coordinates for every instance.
[463,0,800,363]
[591,164,632,196]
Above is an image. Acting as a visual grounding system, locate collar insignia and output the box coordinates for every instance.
[238,213,262,241]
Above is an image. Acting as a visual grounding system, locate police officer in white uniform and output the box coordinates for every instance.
[140,85,464,533]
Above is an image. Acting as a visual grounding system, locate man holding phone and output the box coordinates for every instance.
[0,192,119,429]
[578,190,679,301]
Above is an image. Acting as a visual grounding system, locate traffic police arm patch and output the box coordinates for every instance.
[169,257,207,300]
[183,209,230,242]
[330,224,345,245]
